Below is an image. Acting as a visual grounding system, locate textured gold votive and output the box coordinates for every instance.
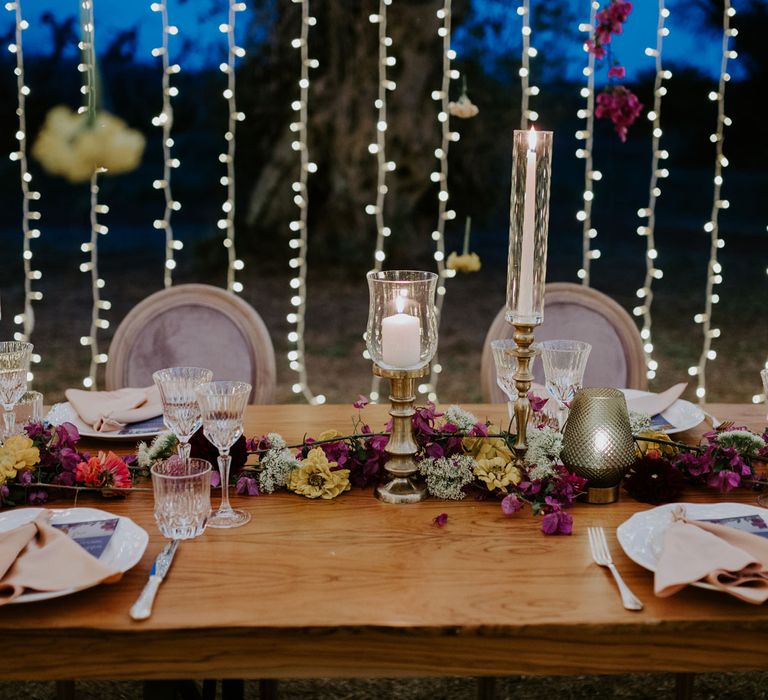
[560,388,635,504]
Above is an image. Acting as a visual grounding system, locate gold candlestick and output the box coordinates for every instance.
[510,322,537,461]
[374,364,429,504]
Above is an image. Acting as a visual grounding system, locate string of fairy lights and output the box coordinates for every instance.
[689,0,736,403]
[6,0,43,379]
[78,0,111,389]
[219,0,247,294]
[286,0,324,405]
[517,0,539,129]
[420,0,459,403]
[150,0,182,288]
[575,0,600,286]
[631,0,671,382]
[363,0,396,402]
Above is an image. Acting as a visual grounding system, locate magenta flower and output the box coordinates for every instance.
[353,395,369,409]
[211,471,221,488]
[28,489,48,505]
[433,512,449,527]
[595,86,643,142]
[608,65,626,79]
[236,475,259,496]
[541,508,573,535]
[527,391,548,414]
[585,39,607,59]
[501,494,524,515]
[707,469,741,493]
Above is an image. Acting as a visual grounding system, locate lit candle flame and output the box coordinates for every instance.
[528,126,537,152]
[395,293,406,314]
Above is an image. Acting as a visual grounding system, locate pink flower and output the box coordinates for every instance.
[527,391,548,414]
[433,512,448,527]
[608,65,626,79]
[595,86,643,142]
[501,494,524,515]
[585,39,607,59]
[353,395,369,409]
[75,451,132,489]
[541,508,573,535]
[707,469,741,493]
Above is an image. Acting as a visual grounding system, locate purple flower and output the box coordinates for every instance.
[211,471,221,488]
[433,512,448,527]
[58,447,82,472]
[55,422,80,448]
[608,64,626,79]
[17,470,34,486]
[320,440,350,469]
[51,471,75,487]
[527,391,548,414]
[28,489,48,505]
[353,394,369,409]
[24,421,50,441]
[501,494,523,515]
[469,422,489,437]
[541,509,573,535]
[0,484,9,500]
[707,469,741,493]
[236,475,259,496]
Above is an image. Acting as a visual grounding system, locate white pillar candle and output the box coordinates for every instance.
[518,127,537,318]
[381,295,421,367]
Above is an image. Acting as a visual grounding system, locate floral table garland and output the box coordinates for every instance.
[2,396,767,536]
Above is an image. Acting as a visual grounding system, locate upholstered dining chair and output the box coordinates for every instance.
[480,282,647,403]
[106,283,276,404]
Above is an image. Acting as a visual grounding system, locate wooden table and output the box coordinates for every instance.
[1,403,767,681]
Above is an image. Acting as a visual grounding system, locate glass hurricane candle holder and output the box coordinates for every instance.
[366,270,438,504]
[366,270,438,372]
[506,128,553,326]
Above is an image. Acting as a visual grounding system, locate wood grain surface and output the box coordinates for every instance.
[1,403,767,680]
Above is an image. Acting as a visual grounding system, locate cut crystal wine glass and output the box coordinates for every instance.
[0,341,33,443]
[538,340,592,430]
[491,339,519,421]
[196,380,252,529]
[153,367,214,463]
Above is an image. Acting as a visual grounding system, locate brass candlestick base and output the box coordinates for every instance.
[373,364,429,504]
[510,323,537,463]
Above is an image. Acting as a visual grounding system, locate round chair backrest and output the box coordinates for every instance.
[480,282,647,403]
[106,284,276,404]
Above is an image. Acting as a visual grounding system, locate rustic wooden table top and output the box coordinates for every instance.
[1,402,767,681]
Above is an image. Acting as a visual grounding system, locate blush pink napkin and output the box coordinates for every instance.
[625,382,687,418]
[655,506,768,604]
[0,512,122,605]
[65,385,162,433]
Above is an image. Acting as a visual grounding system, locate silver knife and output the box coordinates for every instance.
[129,540,179,621]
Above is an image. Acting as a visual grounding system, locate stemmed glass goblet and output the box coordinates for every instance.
[0,341,33,444]
[196,380,252,529]
[538,339,591,430]
[490,339,520,422]
[153,367,214,463]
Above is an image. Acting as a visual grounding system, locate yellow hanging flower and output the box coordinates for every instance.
[474,456,522,492]
[0,435,40,485]
[635,430,679,459]
[288,447,351,499]
[446,252,482,273]
[448,95,479,119]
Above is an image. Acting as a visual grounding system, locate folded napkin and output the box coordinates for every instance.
[65,385,162,433]
[0,512,121,605]
[655,506,768,604]
[626,382,687,418]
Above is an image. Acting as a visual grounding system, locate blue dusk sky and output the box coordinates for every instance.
[4,0,755,80]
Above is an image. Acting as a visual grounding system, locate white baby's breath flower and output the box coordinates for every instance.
[629,411,652,434]
[444,405,478,433]
[418,454,476,500]
[714,429,766,455]
[525,426,563,480]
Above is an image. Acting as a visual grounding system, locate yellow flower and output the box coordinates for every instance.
[317,429,343,442]
[32,106,145,184]
[288,447,351,499]
[635,430,679,459]
[446,252,481,273]
[448,95,479,119]
[463,425,513,463]
[0,435,40,485]
[474,457,522,492]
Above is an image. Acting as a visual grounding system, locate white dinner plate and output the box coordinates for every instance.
[0,506,149,603]
[621,388,705,434]
[46,402,163,440]
[616,502,768,592]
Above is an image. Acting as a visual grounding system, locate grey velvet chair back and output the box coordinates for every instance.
[106,284,276,404]
[481,282,647,403]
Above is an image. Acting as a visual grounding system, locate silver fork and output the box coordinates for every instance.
[587,527,644,611]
